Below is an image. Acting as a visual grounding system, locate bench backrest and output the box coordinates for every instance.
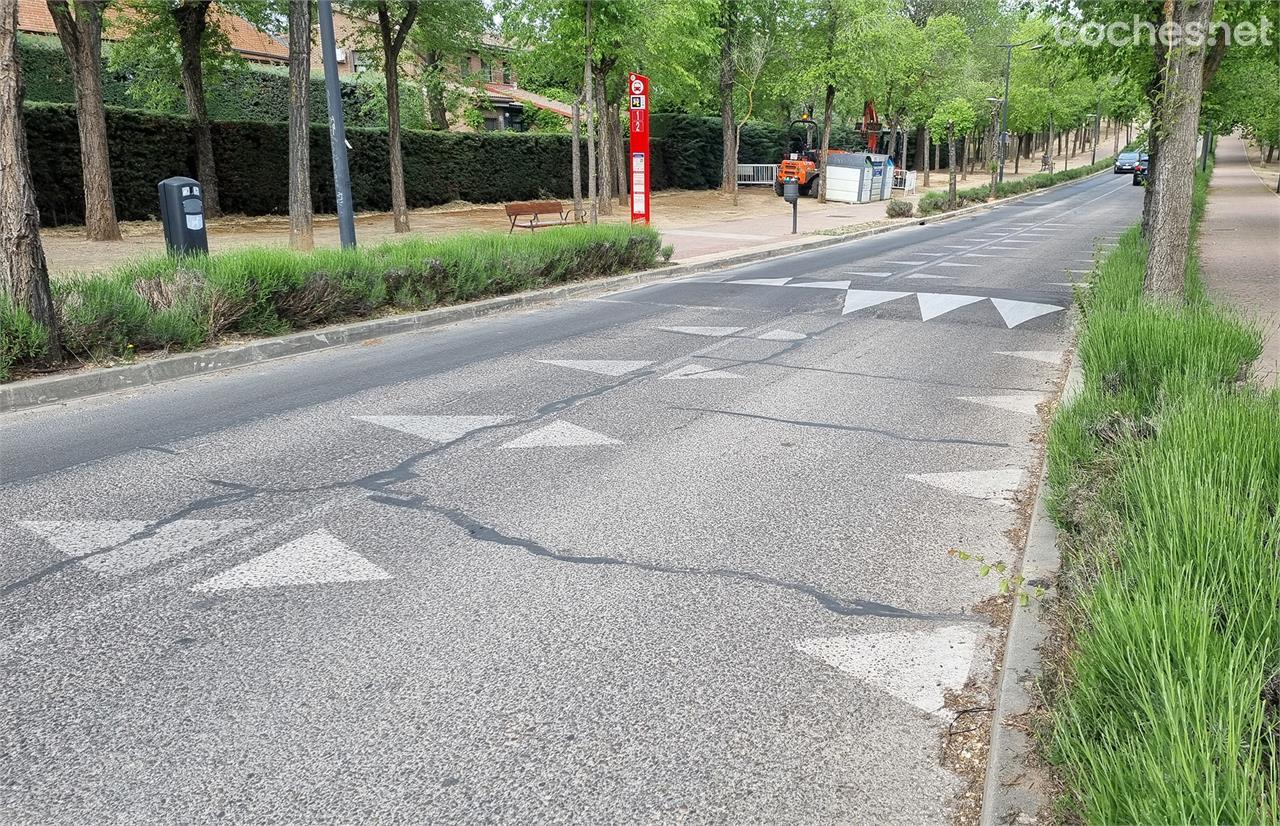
[505,200,565,216]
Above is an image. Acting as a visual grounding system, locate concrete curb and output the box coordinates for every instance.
[1,167,1112,414]
[979,349,1083,826]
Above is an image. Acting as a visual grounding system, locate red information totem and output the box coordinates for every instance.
[628,72,650,224]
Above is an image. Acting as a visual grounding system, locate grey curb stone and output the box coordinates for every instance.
[0,168,1108,414]
[979,349,1083,826]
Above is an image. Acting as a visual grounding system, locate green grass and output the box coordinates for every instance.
[3,224,659,377]
[1044,160,1280,822]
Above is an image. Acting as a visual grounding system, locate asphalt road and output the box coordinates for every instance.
[1,173,1141,824]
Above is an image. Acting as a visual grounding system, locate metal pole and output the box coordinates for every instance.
[998,45,1011,183]
[1092,96,1100,165]
[318,0,356,248]
[1200,130,1210,171]
[791,200,797,234]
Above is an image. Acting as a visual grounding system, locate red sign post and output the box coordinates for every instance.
[628,72,650,224]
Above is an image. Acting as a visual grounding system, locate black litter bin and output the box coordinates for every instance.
[158,176,208,255]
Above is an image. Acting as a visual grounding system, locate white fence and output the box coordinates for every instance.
[736,164,779,186]
[892,169,917,194]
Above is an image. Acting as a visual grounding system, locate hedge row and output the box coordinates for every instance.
[914,155,1121,217]
[0,224,663,380]
[18,33,423,129]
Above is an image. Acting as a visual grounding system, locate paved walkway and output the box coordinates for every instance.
[1199,133,1280,387]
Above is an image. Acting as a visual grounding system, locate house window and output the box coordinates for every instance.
[483,116,500,131]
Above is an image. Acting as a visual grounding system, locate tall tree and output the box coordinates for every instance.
[170,0,220,216]
[1143,0,1214,296]
[374,0,420,233]
[717,0,740,193]
[928,97,976,210]
[287,0,313,250]
[407,0,487,130]
[2,0,58,352]
[46,0,120,241]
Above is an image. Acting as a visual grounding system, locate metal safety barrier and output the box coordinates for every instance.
[736,164,779,186]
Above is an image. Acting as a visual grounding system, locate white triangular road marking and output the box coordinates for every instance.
[906,274,955,281]
[842,290,911,315]
[498,421,622,448]
[989,298,1065,328]
[796,626,980,718]
[916,293,984,321]
[661,364,745,380]
[845,271,893,278]
[193,529,389,591]
[995,350,1062,364]
[958,394,1045,415]
[354,415,506,442]
[790,279,852,290]
[538,359,653,376]
[659,326,744,337]
[733,277,792,286]
[907,467,1025,506]
[757,329,807,341]
[21,519,254,575]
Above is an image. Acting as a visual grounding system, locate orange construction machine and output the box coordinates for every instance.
[774,102,882,197]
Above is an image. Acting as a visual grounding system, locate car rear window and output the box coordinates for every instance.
[1119,153,1139,161]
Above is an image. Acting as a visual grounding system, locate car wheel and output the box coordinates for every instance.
[773,180,784,196]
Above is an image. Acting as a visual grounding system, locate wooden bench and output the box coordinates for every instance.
[505,200,584,234]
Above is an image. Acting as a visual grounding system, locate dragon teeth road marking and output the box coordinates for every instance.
[193,529,390,592]
[732,277,793,286]
[354,415,507,442]
[659,326,744,337]
[538,360,654,376]
[661,364,745,380]
[916,293,985,321]
[498,421,622,448]
[20,519,255,575]
[996,350,1063,364]
[795,626,980,719]
[757,329,807,341]
[990,298,1065,328]
[907,467,1025,507]
[842,290,911,315]
[958,394,1045,415]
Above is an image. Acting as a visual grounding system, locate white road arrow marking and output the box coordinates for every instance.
[538,360,653,376]
[659,326,744,337]
[842,290,911,315]
[21,519,254,575]
[958,393,1045,415]
[995,350,1063,364]
[661,364,745,380]
[916,293,984,321]
[354,415,507,442]
[193,529,390,591]
[990,298,1065,328]
[796,626,980,718]
[907,467,1025,506]
[498,421,622,448]
[757,329,807,341]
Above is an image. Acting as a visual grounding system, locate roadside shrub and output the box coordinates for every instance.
[917,191,947,216]
[55,275,150,360]
[1,224,660,375]
[886,198,913,218]
[0,297,49,381]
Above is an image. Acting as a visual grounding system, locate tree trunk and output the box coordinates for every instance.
[946,125,957,209]
[913,123,927,171]
[424,51,448,129]
[718,0,738,193]
[173,1,219,217]
[594,68,611,215]
[2,0,59,355]
[46,1,120,241]
[1144,0,1215,297]
[377,1,419,234]
[960,131,968,181]
[922,127,930,188]
[1113,118,1120,155]
[571,100,582,214]
[817,82,835,203]
[287,0,312,250]
[1013,134,1020,174]
[610,102,625,205]
[582,0,596,223]
[1267,144,1275,164]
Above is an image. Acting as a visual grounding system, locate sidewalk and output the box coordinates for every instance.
[1199,133,1280,387]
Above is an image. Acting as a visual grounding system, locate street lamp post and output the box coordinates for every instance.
[994,40,1042,184]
